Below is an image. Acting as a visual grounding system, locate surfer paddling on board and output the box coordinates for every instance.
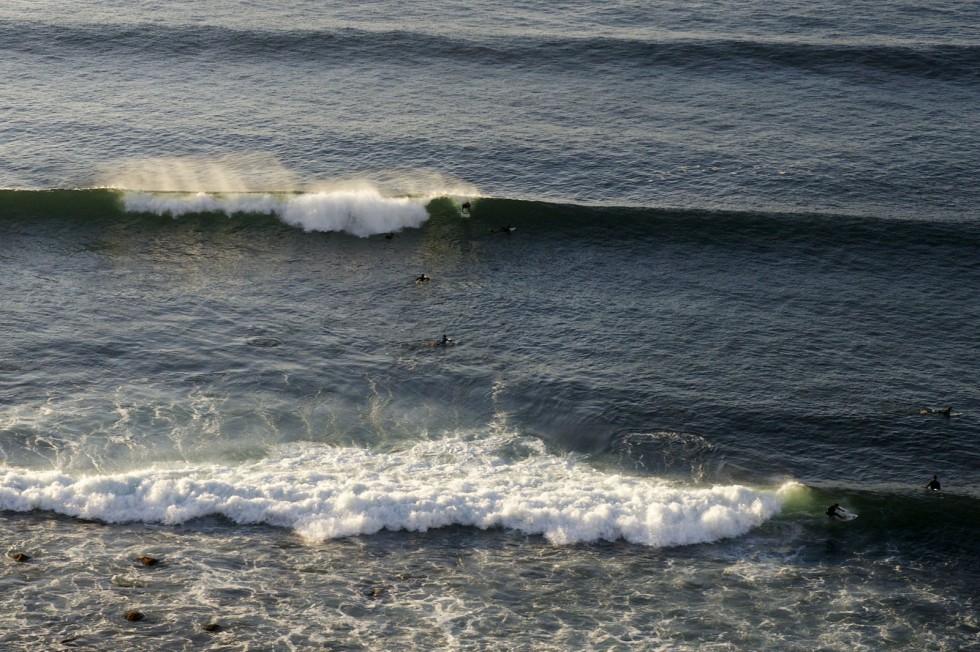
[427,334,455,348]
[917,406,953,417]
[926,475,941,491]
[415,273,430,284]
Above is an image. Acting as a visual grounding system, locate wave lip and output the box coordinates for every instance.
[0,437,787,547]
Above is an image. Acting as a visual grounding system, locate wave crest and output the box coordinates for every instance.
[123,189,430,236]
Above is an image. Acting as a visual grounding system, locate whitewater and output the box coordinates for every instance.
[0,432,790,545]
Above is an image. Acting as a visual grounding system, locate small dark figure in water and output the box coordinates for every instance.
[415,274,430,284]
[461,202,471,213]
[917,406,953,417]
[491,225,514,234]
[426,334,455,348]
[384,232,394,240]
[826,503,843,520]
[926,475,941,491]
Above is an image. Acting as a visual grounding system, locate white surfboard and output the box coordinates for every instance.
[834,508,858,521]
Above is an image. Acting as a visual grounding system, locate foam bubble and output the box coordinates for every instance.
[0,436,790,547]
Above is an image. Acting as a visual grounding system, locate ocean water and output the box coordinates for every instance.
[1,1,979,650]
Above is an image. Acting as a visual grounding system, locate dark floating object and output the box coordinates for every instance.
[246,337,282,348]
[125,610,144,622]
[137,555,159,566]
[7,552,30,562]
[364,585,387,598]
[203,622,222,633]
[917,406,954,417]
[429,334,455,348]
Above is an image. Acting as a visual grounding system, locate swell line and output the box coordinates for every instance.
[2,189,977,247]
[2,21,977,83]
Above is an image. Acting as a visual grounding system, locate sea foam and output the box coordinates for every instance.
[0,436,789,547]
[122,188,430,237]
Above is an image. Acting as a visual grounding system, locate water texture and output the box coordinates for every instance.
[1,1,978,650]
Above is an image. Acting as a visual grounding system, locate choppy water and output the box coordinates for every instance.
[1,1,979,650]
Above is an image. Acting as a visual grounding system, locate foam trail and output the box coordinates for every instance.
[122,188,430,237]
[0,436,790,547]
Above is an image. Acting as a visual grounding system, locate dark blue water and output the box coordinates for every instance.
[1,1,978,649]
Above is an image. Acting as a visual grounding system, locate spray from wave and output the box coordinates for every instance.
[99,154,479,236]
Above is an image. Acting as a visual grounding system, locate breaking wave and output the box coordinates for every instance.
[0,435,791,547]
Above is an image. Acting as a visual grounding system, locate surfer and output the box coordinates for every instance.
[826,503,844,520]
[917,406,953,416]
[461,201,471,213]
[926,475,941,491]
[437,334,454,347]
[491,225,515,234]
[415,274,430,284]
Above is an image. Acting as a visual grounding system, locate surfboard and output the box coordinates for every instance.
[834,508,858,521]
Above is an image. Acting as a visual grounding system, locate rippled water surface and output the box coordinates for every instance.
[2,0,979,649]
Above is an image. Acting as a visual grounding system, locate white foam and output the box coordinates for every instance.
[122,188,430,237]
[104,154,479,236]
[0,436,790,547]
